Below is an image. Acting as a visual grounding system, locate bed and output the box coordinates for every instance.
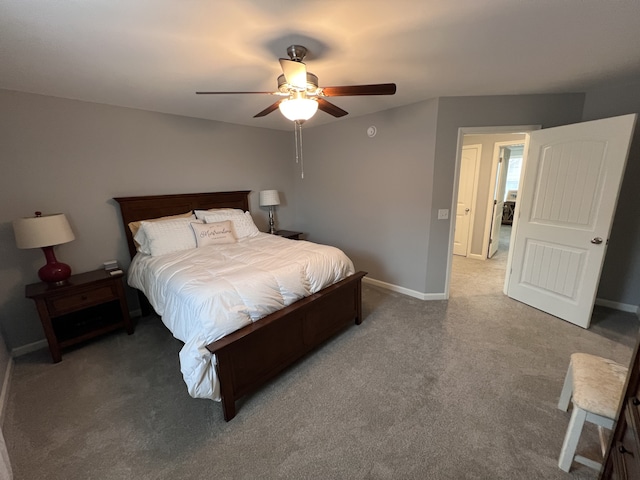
[114,191,366,420]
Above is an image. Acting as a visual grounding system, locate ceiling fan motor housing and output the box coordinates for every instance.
[277,72,318,94]
[286,45,308,62]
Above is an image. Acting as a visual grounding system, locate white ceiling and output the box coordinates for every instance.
[2,0,640,131]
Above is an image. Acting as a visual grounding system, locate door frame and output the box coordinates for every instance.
[481,140,525,260]
[444,124,541,300]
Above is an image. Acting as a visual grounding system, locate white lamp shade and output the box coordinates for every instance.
[278,98,318,122]
[259,190,280,207]
[13,213,75,249]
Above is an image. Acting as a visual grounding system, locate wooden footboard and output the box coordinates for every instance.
[208,271,366,421]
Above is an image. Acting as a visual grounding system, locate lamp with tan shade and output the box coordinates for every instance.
[13,212,75,285]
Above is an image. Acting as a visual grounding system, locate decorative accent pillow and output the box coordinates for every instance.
[190,221,237,247]
[129,212,194,250]
[193,208,244,220]
[203,211,260,239]
[135,217,201,256]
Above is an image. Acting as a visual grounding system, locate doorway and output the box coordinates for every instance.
[486,142,525,259]
[454,135,526,261]
[451,135,525,297]
[447,126,538,299]
[447,116,636,329]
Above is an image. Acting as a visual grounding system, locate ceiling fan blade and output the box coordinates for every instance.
[253,100,283,118]
[196,91,276,95]
[279,59,307,90]
[320,83,397,97]
[317,98,348,118]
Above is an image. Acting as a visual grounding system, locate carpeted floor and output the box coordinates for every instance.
[3,238,638,479]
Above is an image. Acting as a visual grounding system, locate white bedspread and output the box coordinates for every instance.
[127,233,355,401]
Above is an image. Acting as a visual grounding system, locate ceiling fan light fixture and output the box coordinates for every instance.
[278,97,318,122]
[196,45,396,123]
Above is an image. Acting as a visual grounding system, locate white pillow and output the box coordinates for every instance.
[135,217,201,256]
[193,208,244,220]
[190,221,237,247]
[128,211,194,239]
[131,213,195,252]
[204,211,260,239]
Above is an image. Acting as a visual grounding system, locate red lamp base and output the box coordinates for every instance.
[39,246,72,285]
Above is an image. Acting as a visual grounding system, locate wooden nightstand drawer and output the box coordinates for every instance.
[48,285,117,316]
[26,269,134,362]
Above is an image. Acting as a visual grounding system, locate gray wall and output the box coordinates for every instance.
[582,81,640,308]
[296,94,586,296]
[0,89,293,351]
[426,94,586,293]
[462,133,525,257]
[2,86,638,353]
[294,99,439,293]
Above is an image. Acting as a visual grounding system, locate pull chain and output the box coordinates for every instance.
[294,120,304,179]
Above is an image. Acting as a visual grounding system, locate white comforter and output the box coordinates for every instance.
[128,233,355,401]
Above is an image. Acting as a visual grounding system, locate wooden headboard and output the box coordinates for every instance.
[114,190,251,259]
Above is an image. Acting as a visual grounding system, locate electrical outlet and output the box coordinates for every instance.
[438,209,449,220]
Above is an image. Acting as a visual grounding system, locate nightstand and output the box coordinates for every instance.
[25,269,134,363]
[274,230,303,240]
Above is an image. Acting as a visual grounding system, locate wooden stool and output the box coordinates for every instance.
[557,353,628,472]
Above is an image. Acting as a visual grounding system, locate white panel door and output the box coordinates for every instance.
[488,147,511,258]
[507,114,636,328]
[454,145,481,256]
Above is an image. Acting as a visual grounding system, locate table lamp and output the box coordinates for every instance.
[13,212,76,285]
[259,190,280,234]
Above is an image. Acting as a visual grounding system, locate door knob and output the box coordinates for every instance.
[591,237,603,245]
[465,208,470,213]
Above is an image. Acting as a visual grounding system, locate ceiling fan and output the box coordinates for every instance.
[196,45,397,122]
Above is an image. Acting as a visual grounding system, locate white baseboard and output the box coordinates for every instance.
[362,280,640,314]
[10,339,48,358]
[362,277,446,301]
[468,253,485,261]
[0,358,13,427]
[10,307,143,359]
[595,298,640,317]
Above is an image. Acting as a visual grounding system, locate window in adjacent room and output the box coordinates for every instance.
[504,144,524,200]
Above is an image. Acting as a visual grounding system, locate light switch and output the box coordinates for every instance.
[438,209,449,220]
